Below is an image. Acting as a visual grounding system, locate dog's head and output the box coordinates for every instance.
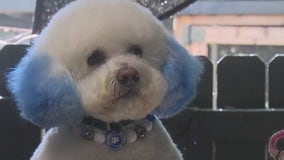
[7,0,203,128]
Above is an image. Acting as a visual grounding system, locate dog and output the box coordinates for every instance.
[7,0,203,159]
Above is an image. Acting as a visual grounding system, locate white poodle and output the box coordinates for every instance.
[7,0,203,159]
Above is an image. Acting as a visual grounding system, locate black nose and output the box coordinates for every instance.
[116,66,140,85]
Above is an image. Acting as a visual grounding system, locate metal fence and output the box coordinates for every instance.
[164,55,284,160]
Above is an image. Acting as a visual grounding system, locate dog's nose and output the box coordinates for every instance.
[117,66,140,85]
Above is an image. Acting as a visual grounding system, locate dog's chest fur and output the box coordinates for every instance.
[30,119,183,160]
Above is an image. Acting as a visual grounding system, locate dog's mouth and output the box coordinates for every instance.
[113,88,140,100]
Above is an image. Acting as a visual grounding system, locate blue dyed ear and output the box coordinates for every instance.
[153,35,203,118]
[7,50,84,128]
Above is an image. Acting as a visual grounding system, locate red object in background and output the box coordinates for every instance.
[269,130,284,160]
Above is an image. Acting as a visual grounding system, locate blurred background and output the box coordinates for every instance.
[1,1,284,160]
[173,0,284,64]
[0,0,36,48]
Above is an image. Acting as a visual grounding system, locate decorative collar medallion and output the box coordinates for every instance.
[74,115,156,150]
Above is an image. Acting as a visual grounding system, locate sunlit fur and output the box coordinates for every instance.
[33,0,169,124]
[78,55,167,122]
[7,0,203,159]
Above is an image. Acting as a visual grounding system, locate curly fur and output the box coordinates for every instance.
[7,0,203,159]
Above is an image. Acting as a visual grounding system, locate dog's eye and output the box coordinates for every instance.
[87,50,105,66]
[128,45,143,57]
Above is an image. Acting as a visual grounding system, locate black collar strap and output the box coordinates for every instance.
[81,116,135,131]
[75,115,156,150]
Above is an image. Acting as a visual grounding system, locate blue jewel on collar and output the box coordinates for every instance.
[106,130,126,150]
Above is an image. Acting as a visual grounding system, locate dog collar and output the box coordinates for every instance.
[73,115,156,150]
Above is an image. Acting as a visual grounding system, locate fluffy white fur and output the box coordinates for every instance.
[78,56,167,121]
[35,0,168,122]
[10,0,198,159]
[31,120,182,160]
